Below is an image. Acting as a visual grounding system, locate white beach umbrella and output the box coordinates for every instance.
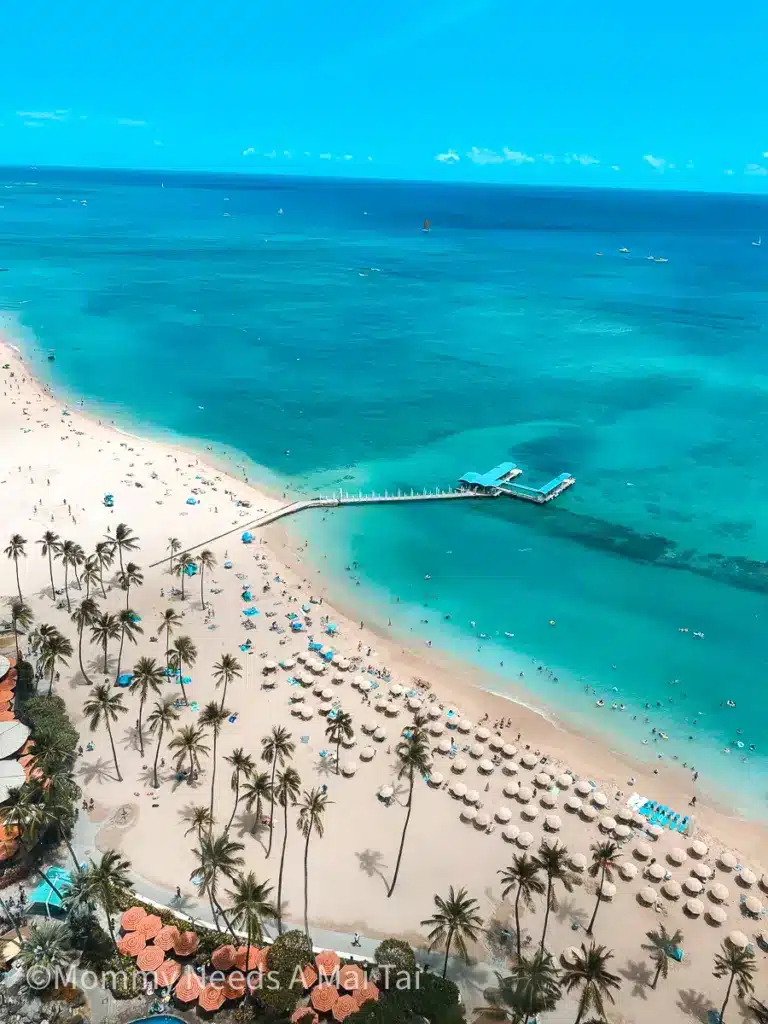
[616,807,633,823]
[517,832,534,848]
[503,781,520,798]
[540,791,558,808]
[489,737,504,751]
[662,880,682,900]
[332,674,345,685]
[502,763,519,777]
[361,721,376,734]
[599,816,617,832]
[293,671,306,685]
[692,863,713,880]
[311,661,325,674]
[0,655,10,679]
[451,782,467,798]
[262,678,277,689]
[565,796,582,812]
[299,708,313,720]
[647,825,664,839]
[647,863,665,882]
[708,906,727,925]
[534,772,552,788]
[690,839,708,858]
[556,773,573,789]
[718,851,738,871]
[517,785,534,803]
[478,759,494,774]
[373,726,386,741]
[728,930,748,949]
[389,683,403,697]
[619,862,638,880]
[429,722,445,736]
[592,791,608,808]
[457,719,473,733]
[470,744,484,759]
[744,895,763,915]
[320,687,333,701]
[580,805,597,821]
[359,679,372,693]
[614,824,631,839]
[709,882,729,902]
[496,807,512,823]
[378,785,394,800]
[738,868,757,888]
[351,675,364,688]
[385,702,400,716]
[634,842,653,860]
[428,706,442,720]
[502,824,520,842]
[632,812,647,828]
[281,658,295,670]
[461,806,478,822]
[263,660,277,672]
[600,881,617,900]
[569,853,587,872]
[668,848,687,866]
[638,887,658,905]
[437,738,452,754]
[521,753,538,769]
[337,658,349,671]
[318,702,333,715]
[685,898,704,917]
[521,805,540,820]
[476,727,490,741]
[373,694,388,709]
[502,743,517,758]
[359,746,375,761]
[475,812,490,829]
[545,814,562,832]
[296,653,307,664]
[561,947,580,966]
[452,758,467,773]
[684,877,704,895]
[575,779,592,796]
[465,789,480,805]
[429,771,444,787]
[341,762,356,777]
[407,697,422,711]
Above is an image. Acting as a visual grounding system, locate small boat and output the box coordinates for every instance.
[277,207,284,215]
[619,247,630,254]
[423,219,430,232]
[654,257,669,263]
[47,350,55,361]
[752,236,762,247]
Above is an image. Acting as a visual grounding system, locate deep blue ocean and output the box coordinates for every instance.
[2,166,767,815]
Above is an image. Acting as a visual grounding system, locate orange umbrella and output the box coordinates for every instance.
[154,925,180,951]
[199,983,226,1013]
[174,970,202,1003]
[0,711,16,723]
[339,964,365,991]
[315,950,341,977]
[118,931,147,957]
[155,959,182,988]
[332,995,357,1021]
[211,944,237,971]
[173,930,199,957]
[291,1009,319,1024]
[354,982,379,1008]
[137,913,163,939]
[299,965,318,989]
[235,945,265,971]
[0,839,20,862]
[223,971,247,1000]
[310,984,339,1013]
[137,946,166,972]
[0,824,20,843]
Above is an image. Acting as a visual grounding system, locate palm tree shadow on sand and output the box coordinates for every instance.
[677,987,715,1023]
[314,756,337,779]
[619,958,654,999]
[554,894,589,929]
[76,758,116,785]
[355,849,389,892]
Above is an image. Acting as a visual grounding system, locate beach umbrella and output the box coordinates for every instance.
[599,816,617,832]
[137,946,165,973]
[475,812,490,829]
[407,697,422,711]
[173,930,199,956]
[502,743,516,757]
[575,780,592,796]
[502,825,520,842]
[236,946,266,971]
[662,880,682,900]
[668,847,687,866]
[719,851,737,870]
[155,959,181,989]
[264,661,277,672]
[556,773,573,789]
[316,950,341,976]
[496,806,512,823]
[212,944,238,971]
[540,791,558,808]
[744,895,763,915]
[389,684,403,697]
[359,680,371,693]
[452,758,467,773]
[684,877,704,895]
[300,965,318,989]
[354,982,379,1008]
[615,807,633,823]
[470,743,484,758]
[332,674,345,685]
[728,930,748,949]
[174,970,202,1003]
[339,963,366,991]
[154,925,181,951]
[591,791,608,808]
[619,862,638,880]
[534,772,552,788]
[545,814,562,832]
[685,898,704,917]
[489,737,503,751]
[692,863,713,880]
[120,905,147,931]
[561,946,581,966]
[517,785,534,803]
[118,931,146,957]
[361,721,375,734]
[321,687,333,701]
[450,782,467,798]
[737,868,757,887]
[541,835,564,851]
[476,727,490,741]
[437,738,452,754]
[318,702,334,715]
[478,758,494,773]
[457,719,472,733]
[373,726,386,741]
[427,706,442,720]
[521,753,538,769]
[517,831,534,848]
[632,812,647,828]
[709,882,729,902]
[638,887,658,905]
[647,863,665,881]
[647,825,664,839]
[300,708,314,720]
[199,983,226,1013]
[385,702,399,716]
[430,722,445,736]
[521,804,540,820]
[429,771,443,786]
[137,914,162,939]
[461,806,477,822]
[282,659,296,670]
[565,796,582,812]
[333,995,358,1021]
[297,654,308,664]
[262,677,277,689]
[341,762,356,776]
[378,785,394,800]
[600,881,617,900]
[337,659,349,671]
[503,781,519,798]
[614,824,631,839]
[580,805,597,821]
[708,906,727,925]
[223,972,248,1000]
[359,746,375,761]
[465,789,480,804]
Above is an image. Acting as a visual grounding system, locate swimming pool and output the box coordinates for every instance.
[130,1016,187,1024]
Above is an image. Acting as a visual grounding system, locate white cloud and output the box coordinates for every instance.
[611,164,621,172]
[17,110,68,121]
[242,147,256,156]
[570,153,599,166]
[436,149,460,163]
[319,152,332,160]
[643,154,667,170]
[117,118,146,127]
[503,148,535,164]
[467,146,504,164]
[343,154,353,161]
[745,163,768,176]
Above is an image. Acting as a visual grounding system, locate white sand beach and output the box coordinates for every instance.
[2,337,767,1021]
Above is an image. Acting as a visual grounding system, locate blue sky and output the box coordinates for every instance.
[2,0,767,191]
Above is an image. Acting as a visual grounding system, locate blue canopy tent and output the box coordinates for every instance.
[27,866,73,917]
[242,532,254,544]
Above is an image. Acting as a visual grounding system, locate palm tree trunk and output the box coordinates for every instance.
[266,761,277,857]
[115,628,125,683]
[209,730,218,823]
[47,658,55,697]
[179,660,189,707]
[105,718,122,782]
[181,572,186,600]
[515,885,523,959]
[387,768,414,897]
[118,546,124,573]
[0,893,22,942]
[719,971,735,1024]
[587,866,606,935]
[102,638,108,674]
[540,878,553,953]
[12,620,20,662]
[336,737,341,773]
[152,721,165,788]
[188,750,195,785]
[200,568,205,608]
[574,992,588,1024]
[653,959,663,989]
[60,825,80,870]
[14,556,22,602]
[277,796,288,934]
[48,551,55,601]
[226,776,240,832]
[303,821,313,936]
[442,927,454,979]
[64,562,71,612]
[137,694,146,757]
[219,677,228,712]
[19,833,64,899]
[213,894,237,940]
[165,625,171,669]
[125,584,130,610]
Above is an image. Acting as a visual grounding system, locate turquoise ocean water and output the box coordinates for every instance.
[1,167,767,815]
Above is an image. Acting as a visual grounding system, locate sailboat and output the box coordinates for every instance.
[423,219,430,232]
[752,235,762,247]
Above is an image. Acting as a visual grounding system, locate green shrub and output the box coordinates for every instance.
[19,694,79,752]
[14,659,34,701]
[267,929,314,975]
[374,938,416,986]
[348,971,463,1024]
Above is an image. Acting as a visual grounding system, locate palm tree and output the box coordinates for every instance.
[158,607,182,669]
[262,726,296,857]
[421,886,483,979]
[4,534,27,601]
[70,597,98,683]
[642,925,683,989]
[586,840,621,935]
[325,710,354,774]
[57,539,76,612]
[502,950,563,1023]
[147,696,180,788]
[533,842,575,953]
[274,766,301,934]
[70,542,86,589]
[17,921,76,985]
[171,634,197,706]
[0,788,67,897]
[183,805,214,844]
[296,787,330,936]
[175,551,194,599]
[169,725,210,785]
[213,653,242,710]
[129,656,165,757]
[226,871,277,950]
[81,555,101,600]
[37,530,61,600]
[40,629,73,696]
[114,607,143,682]
[90,611,120,674]
[118,561,143,610]
[499,854,546,960]
[83,684,128,781]
[191,831,244,933]
[9,599,33,661]
[387,727,431,897]
[224,747,254,832]
[88,850,132,949]
[32,770,80,868]
[112,522,139,572]
[713,942,757,1024]
[94,540,114,598]
[200,702,230,823]
[561,942,621,1024]
[198,548,216,607]
[167,536,182,573]
[242,771,273,835]
[750,999,768,1023]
